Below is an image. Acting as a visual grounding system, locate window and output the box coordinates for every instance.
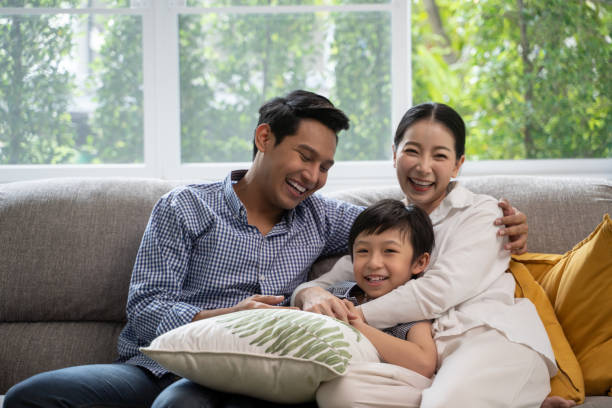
[0,0,609,187]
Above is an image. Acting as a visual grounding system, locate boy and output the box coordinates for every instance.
[317,199,437,408]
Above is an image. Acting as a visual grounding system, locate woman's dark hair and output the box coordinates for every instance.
[348,199,434,263]
[393,102,465,159]
[253,90,350,158]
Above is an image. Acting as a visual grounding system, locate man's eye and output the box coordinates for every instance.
[320,165,330,173]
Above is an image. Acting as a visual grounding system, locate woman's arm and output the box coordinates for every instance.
[344,300,437,378]
[361,195,511,328]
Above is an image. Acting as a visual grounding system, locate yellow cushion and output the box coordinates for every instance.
[510,259,585,403]
[536,214,612,396]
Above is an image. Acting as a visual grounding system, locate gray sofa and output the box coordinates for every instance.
[1,176,611,407]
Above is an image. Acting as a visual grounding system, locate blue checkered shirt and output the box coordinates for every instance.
[117,170,363,376]
[328,281,419,340]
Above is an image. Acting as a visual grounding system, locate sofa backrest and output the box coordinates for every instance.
[329,175,612,254]
[0,175,610,394]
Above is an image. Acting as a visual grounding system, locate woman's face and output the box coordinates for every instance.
[393,119,464,214]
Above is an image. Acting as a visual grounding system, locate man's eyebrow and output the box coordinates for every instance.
[296,144,335,167]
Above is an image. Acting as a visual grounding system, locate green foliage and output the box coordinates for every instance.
[0,0,78,164]
[411,0,611,159]
[219,309,361,373]
[88,15,143,163]
[1,1,609,164]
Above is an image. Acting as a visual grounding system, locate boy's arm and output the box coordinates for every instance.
[344,301,437,378]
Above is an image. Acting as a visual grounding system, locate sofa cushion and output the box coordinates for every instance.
[0,321,124,394]
[510,259,584,403]
[0,178,184,322]
[535,214,612,396]
[141,309,379,403]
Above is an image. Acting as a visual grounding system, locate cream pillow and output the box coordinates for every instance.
[141,308,380,403]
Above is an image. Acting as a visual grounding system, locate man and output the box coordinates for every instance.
[4,90,527,407]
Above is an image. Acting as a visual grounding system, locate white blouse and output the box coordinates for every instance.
[293,183,557,376]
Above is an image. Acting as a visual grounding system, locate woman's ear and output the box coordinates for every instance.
[254,124,274,154]
[452,154,465,178]
[411,253,430,276]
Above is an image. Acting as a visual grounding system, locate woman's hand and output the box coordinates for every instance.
[294,286,351,322]
[496,198,528,254]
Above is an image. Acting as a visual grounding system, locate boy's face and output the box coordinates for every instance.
[352,228,428,300]
[256,119,336,211]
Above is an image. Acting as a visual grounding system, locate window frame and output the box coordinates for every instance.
[1,0,609,188]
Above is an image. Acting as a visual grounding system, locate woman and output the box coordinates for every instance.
[295,102,557,407]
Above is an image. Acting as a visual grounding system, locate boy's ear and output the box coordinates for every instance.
[411,253,430,276]
[254,123,275,154]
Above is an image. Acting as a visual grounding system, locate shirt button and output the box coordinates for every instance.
[260,274,266,281]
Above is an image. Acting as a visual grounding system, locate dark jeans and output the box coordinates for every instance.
[3,363,317,408]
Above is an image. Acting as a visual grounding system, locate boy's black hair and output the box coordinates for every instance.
[253,90,350,158]
[348,199,434,263]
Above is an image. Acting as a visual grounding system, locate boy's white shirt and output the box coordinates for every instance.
[292,183,557,377]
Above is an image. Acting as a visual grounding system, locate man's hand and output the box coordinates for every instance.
[294,286,351,322]
[496,198,528,254]
[233,295,294,312]
[192,295,295,322]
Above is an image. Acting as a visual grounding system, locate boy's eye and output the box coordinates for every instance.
[355,248,368,254]
[384,248,398,253]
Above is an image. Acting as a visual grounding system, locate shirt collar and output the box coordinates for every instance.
[224,169,248,220]
[428,182,474,225]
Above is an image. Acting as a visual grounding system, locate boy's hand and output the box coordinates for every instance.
[496,198,528,254]
[296,286,351,323]
[343,299,366,325]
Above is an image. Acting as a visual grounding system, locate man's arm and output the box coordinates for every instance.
[192,295,294,321]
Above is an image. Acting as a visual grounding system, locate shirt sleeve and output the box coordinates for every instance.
[319,198,363,257]
[125,190,207,343]
[361,199,511,329]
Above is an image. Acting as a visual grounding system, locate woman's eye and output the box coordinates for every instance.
[404,148,418,155]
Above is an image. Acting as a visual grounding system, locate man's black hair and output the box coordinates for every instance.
[253,90,350,158]
[348,199,434,264]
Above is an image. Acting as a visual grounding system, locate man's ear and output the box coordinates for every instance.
[411,253,430,276]
[254,123,275,154]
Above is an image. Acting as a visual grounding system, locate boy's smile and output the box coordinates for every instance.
[352,228,428,300]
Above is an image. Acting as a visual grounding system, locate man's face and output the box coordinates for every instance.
[259,119,337,211]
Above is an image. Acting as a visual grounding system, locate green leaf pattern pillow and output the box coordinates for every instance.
[142,309,380,403]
